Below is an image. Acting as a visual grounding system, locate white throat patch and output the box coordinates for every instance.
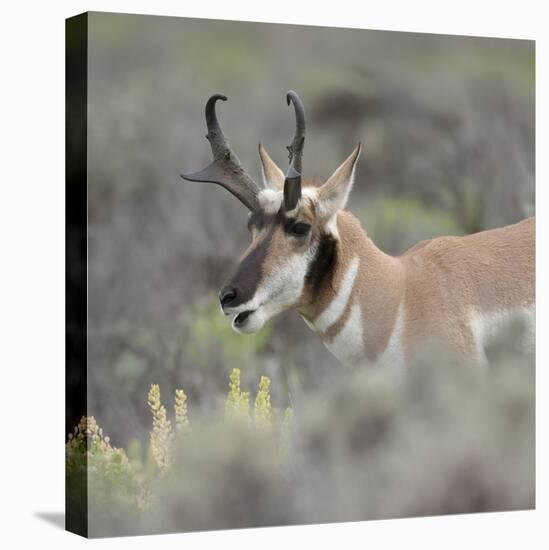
[323,301,364,365]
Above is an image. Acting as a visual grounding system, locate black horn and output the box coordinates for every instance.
[181,94,261,212]
[286,90,305,173]
[284,91,306,211]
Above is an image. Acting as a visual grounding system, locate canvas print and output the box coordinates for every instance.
[66,11,535,538]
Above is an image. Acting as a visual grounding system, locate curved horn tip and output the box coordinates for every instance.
[205,94,228,116]
[286,90,298,106]
[209,93,228,102]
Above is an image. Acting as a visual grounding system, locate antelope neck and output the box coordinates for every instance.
[299,212,405,364]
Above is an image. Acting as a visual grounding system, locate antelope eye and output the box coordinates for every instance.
[288,222,311,237]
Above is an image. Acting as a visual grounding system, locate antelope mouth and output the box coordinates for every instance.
[231,307,266,335]
[234,309,255,328]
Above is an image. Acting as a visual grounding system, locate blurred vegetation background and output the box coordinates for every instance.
[69,345,534,537]
[82,13,534,459]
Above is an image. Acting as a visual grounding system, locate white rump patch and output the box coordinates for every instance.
[313,256,360,332]
[324,302,364,365]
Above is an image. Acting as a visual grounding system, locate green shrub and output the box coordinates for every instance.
[66,416,144,536]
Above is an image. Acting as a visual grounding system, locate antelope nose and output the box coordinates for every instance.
[219,286,238,309]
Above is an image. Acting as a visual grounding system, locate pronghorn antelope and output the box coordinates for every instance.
[181,92,535,369]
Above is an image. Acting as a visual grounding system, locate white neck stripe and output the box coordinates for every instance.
[313,256,360,332]
[323,301,364,365]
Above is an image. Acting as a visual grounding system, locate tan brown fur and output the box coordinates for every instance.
[299,211,405,361]
[301,213,534,363]
[400,216,535,358]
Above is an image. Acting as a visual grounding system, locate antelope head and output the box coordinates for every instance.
[182,92,361,334]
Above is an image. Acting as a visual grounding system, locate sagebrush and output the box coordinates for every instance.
[67,349,534,537]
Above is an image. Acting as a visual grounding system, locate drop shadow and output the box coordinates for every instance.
[35,512,65,530]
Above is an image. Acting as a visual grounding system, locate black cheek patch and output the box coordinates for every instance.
[305,233,337,291]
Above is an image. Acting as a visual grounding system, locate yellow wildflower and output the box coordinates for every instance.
[147,384,173,469]
[175,389,190,432]
[254,375,273,428]
[225,368,250,420]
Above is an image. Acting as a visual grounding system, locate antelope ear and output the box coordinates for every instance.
[259,143,285,190]
[317,143,361,219]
